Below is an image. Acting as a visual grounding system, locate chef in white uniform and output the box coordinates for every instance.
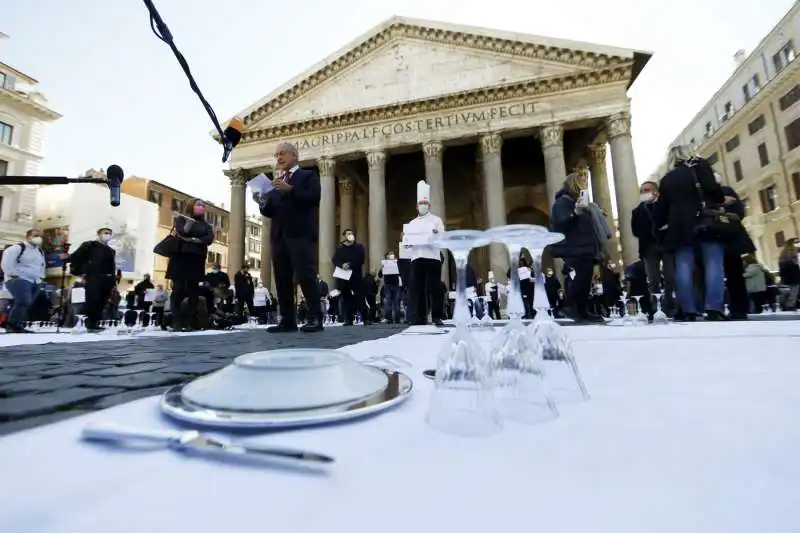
[404,180,445,326]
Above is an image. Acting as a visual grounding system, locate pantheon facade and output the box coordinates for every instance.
[220,17,651,287]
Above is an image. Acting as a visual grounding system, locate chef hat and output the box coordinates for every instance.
[416,180,430,204]
[488,270,495,280]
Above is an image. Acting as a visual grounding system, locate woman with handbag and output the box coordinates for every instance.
[654,145,727,321]
[165,199,214,331]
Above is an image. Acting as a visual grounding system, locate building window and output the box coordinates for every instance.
[757,143,770,167]
[722,101,734,121]
[249,225,261,237]
[772,41,796,74]
[733,160,744,182]
[171,198,185,213]
[0,159,7,176]
[759,185,777,213]
[690,137,696,147]
[785,117,800,151]
[0,196,4,218]
[748,115,766,135]
[0,72,14,90]
[779,85,800,111]
[743,74,761,102]
[775,230,786,249]
[0,121,12,145]
[706,152,719,166]
[206,251,222,265]
[704,121,713,138]
[147,190,162,206]
[725,135,740,152]
[792,171,800,201]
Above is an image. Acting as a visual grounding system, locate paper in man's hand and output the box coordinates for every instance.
[247,173,274,196]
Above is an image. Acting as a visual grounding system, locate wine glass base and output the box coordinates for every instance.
[496,396,559,425]
[426,393,503,438]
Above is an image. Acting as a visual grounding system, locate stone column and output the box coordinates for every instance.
[366,150,388,272]
[355,192,369,260]
[225,168,247,275]
[422,140,449,286]
[607,112,641,265]
[480,133,509,282]
[259,217,272,290]
[338,177,354,232]
[317,157,337,286]
[540,123,567,206]
[587,144,621,264]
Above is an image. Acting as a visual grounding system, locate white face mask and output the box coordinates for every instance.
[345,234,355,242]
[100,233,112,242]
[639,193,654,203]
[30,236,43,246]
[387,254,396,260]
[417,204,429,216]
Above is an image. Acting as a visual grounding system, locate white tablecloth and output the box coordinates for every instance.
[1,321,799,533]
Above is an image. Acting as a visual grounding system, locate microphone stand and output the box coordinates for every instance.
[0,176,108,186]
[55,242,70,334]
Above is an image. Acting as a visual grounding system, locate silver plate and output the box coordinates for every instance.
[160,369,413,429]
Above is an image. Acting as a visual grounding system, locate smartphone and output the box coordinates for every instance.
[578,189,590,207]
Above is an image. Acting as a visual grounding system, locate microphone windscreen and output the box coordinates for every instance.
[224,117,244,148]
[107,164,124,182]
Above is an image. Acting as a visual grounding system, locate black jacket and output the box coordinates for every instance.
[653,158,724,251]
[206,270,231,289]
[234,271,255,298]
[259,168,321,243]
[174,215,214,255]
[631,201,664,257]
[332,242,366,277]
[720,185,756,255]
[69,240,116,278]
[548,187,600,260]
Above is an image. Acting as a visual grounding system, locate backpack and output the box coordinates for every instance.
[0,243,45,280]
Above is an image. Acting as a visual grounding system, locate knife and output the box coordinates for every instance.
[81,422,334,466]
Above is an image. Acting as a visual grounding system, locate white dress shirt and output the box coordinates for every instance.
[404,213,445,261]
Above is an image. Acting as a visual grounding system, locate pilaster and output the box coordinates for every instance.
[480,132,509,282]
[225,167,248,275]
[606,112,640,265]
[422,140,449,285]
[366,150,388,272]
[540,123,567,206]
[317,156,337,285]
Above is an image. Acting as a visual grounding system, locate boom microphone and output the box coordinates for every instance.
[106,165,124,207]
[222,117,244,163]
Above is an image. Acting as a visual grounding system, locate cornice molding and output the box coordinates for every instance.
[241,22,631,129]
[235,64,633,146]
[0,89,61,121]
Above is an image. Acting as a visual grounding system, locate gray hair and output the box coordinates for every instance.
[666,144,695,168]
[275,141,298,158]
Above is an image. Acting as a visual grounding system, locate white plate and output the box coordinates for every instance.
[160,370,412,429]
[180,349,389,412]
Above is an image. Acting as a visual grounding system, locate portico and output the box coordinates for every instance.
[219,16,650,287]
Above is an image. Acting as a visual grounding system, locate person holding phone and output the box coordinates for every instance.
[547,172,609,323]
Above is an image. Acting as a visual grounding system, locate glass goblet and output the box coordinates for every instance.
[425,230,502,437]
[485,224,558,425]
[652,293,669,324]
[632,296,649,326]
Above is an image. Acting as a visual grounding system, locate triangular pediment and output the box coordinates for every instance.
[233,17,648,132]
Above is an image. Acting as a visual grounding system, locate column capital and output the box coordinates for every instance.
[606,112,632,139]
[317,156,336,177]
[338,177,354,195]
[366,150,386,170]
[224,168,248,187]
[422,140,444,161]
[586,143,607,165]
[539,123,564,148]
[480,133,502,155]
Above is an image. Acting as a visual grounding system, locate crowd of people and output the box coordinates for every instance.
[2,142,799,334]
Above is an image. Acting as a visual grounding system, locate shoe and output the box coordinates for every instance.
[300,318,323,333]
[705,310,727,321]
[673,312,697,322]
[267,322,298,333]
[433,319,445,327]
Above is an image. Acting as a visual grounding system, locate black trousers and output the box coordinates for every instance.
[272,237,321,324]
[85,275,115,328]
[170,278,202,327]
[410,258,443,323]
[564,257,594,314]
[337,277,368,323]
[723,250,749,316]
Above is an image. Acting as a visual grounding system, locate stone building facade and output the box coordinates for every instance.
[219,17,651,286]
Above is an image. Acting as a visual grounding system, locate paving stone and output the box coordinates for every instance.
[0,374,23,387]
[87,373,188,390]
[0,374,98,394]
[38,364,110,377]
[81,363,169,377]
[0,388,124,420]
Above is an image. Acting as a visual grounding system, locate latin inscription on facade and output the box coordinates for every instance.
[294,102,536,150]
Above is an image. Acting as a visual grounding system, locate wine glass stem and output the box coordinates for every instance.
[452,251,470,327]
[507,246,524,319]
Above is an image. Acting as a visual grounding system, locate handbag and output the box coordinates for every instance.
[153,233,181,257]
[690,164,741,239]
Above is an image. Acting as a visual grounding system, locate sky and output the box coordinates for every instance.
[1,0,796,215]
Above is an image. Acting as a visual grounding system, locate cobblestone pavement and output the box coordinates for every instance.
[0,325,406,437]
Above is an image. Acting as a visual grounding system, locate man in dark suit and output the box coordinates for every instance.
[67,227,117,332]
[255,141,323,333]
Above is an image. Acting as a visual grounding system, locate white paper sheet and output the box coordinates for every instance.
[333,267,352,281]
[144,289,157,303]
[466,287,477,299]
[381,259,399,275]
[71,287,86,304]
[253,290,268,306]
[399,243,411,259]
[448,291,456,299]
[518,267,532,280]
[402,222,435,246]
[247,173,274,196]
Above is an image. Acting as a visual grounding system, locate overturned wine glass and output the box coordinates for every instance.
[425,230,502,437]
[485,224,558,425]
[652,293,669,325]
